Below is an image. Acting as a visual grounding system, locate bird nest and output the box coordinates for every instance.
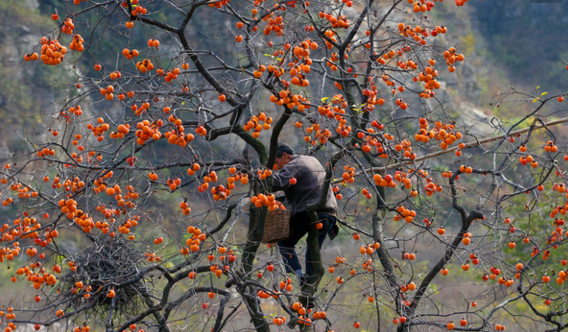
[60,235,148,315]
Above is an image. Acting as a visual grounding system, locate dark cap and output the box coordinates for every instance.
[276,143,295,157]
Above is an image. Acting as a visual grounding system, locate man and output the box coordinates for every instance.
[271,143,338,284]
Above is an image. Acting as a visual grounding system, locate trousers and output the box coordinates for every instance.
[278,212,337,276]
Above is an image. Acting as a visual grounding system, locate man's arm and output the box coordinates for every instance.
[272,164,295,190]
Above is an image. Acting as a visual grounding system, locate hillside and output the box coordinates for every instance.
[2,1,568,330]
[0,0,54,157]
[472,1,568,94]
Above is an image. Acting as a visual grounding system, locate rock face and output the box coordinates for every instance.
[0,0,47,158]
[434,60,495,137]
[0,0,95,160]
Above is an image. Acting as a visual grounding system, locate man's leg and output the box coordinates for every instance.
[278,237,302,281]
[278,212,310,282]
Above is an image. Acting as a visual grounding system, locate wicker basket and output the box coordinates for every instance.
[261,209,290,243]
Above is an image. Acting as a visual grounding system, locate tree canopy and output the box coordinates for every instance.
[3,0,568,331]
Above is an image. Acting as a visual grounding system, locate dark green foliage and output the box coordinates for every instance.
[472,1,568,92]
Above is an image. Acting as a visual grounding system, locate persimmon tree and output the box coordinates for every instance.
[4,0,568,331]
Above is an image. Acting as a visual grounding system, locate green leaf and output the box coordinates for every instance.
[431,166,451,172]
[429,283,438,293]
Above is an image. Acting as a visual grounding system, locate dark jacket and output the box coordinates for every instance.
[272,155,337,218]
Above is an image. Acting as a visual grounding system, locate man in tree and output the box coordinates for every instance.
[272,143,338,285]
